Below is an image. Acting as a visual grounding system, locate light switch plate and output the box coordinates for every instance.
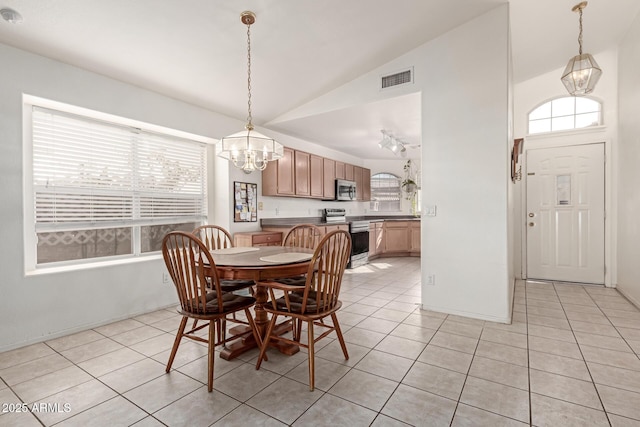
[425,205,437,217]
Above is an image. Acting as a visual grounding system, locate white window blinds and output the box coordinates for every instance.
[32,107,207,232]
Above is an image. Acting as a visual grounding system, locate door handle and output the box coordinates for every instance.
[528,222,535,227]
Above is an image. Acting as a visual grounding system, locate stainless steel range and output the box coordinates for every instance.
[348,219,370,268]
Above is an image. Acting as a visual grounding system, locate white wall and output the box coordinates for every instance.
[617,12,640,306]
[513,49,619,285]
[0,43,250,351]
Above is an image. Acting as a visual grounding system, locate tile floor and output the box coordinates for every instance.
[1,257,640,426]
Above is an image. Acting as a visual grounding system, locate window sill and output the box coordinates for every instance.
[25,253,163,277]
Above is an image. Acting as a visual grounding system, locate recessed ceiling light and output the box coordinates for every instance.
[1,8,23,24]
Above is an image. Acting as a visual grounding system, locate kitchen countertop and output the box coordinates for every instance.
[260,216,420,228]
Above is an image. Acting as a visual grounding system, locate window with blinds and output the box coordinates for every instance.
[369,173,401,212]
[31,106,207,265]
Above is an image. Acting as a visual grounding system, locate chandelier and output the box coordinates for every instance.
[560,1,602,96]
[218,11,283,174]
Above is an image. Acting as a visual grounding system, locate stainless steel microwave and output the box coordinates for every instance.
[335,179,356,201]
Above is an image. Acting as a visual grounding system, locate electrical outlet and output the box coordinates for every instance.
[258,202,263,210]
[426,274,435,286]
[275,207,279,216]
[162,272,170,284]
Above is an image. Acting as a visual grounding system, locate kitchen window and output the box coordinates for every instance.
[369,173,401,212]
[25,99,208,269]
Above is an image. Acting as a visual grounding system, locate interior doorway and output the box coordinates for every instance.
[525,143,605,284]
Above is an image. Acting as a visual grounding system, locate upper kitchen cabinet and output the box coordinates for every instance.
[294,151,310,196]
[262,145,370,201]
[263,146,294,196]
[335,161,345,180]
[323,158,336,200]
[310,154,324,198]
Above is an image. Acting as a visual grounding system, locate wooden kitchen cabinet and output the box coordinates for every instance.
[362,168,371,201]
[234,231,283,247]
[410,221,421,254]
[262,147,294,196]
[354,166,363,201]
[310,154,324,198]
[368,222,384,259]
[323,158,336,200]
[345,163,354,181]
[384,221,411,253]
[335,161,345,180]
[322,224,349,236]
[295,151,310,196]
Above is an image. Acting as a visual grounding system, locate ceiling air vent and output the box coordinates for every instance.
[381,68,413,89]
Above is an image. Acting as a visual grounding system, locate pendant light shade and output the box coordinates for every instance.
[218,11,283,174]
[561,2,602,96]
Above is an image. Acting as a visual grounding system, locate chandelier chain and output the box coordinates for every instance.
[246,22,253,128]
[578,7,583,55]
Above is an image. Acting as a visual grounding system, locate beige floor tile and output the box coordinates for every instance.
[460,376,529,423]
[527,313,571,330]
[335,311,367,326]
[629,340,640,355]
[597,384,640,421]
[529,350,591,381]
[528,324,576,342]
[355,317,400,334]
[371,308,411,323]
[32,379,118,425]
[430,331,478,354]
[151,341,209,368]
[123,371,202,413]
[343,327,386,348]
[527,306,566,319]
[618,327,640,341]
[294,393,377,426]
[0,410,42,427]
[79,347,145,377]
[575,331,634,353]
[565,311,612,325]
[316,340,368,367]
[212,404,286,427]
[149,317,181,333]
[285,357,350,391]
[475,340,528,367]
[389,324,436,343]
[341,303,380,316]
[0,353,72,386]
[580,344,640,371]
[0,343,55,370]
[99,358,166,393]
[134,308,178,325]
[529,335,583,360]
[370,414,412,426]
[214,362,280,402]
[129,333,176,357]
[12,365,92,403]
[588,362,640,393]
[46,330,105,352]
[247,377,322,424]
[382,384,457,426]
[60,337,124,364]
[94,318,146,337]
[417,344,473,374]
[402,361,466,400]
[530,369,603,410]
[355,349,413,382]
[570,320,621,337]
[452,403,528,427]
[329,369,397,412]
[483,320,528,335]
[401,313,445,330]
[439,320,483,339]
[609,316,640,330]
[608,414,640,427]
[56,396,147,427]
[480,328,528,349]
[109,325,165,347]
[155,386,240,426]
[469,356,529,390]
[374,335,426,359]
[530,393,610,427]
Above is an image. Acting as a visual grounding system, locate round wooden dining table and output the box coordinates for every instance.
[203,246,314,360]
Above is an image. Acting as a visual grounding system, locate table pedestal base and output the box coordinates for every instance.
[219,322,300,360]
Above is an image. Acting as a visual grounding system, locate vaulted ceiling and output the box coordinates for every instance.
[1,0,637,159]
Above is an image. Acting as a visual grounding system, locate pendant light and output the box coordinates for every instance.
[561,1,602,96]
[218,11,283,174]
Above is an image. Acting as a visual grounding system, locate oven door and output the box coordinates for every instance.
[348,230,369,268]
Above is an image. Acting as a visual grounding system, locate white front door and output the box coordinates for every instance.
[526,143,605,284]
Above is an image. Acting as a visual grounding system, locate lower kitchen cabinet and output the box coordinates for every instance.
[233,231,283,247]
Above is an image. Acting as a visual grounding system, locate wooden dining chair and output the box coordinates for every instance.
[255,229,351,391]
[193,225,256,339]
[162,231,261,392]
[277,224,323,340]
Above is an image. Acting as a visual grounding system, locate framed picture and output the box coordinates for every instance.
[234,181,258,222]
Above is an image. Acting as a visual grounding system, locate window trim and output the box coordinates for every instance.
[23,95,214,273]
[370,172,402,212]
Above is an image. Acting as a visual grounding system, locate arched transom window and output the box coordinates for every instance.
[370,172,401,212]
[528,96,602,135]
